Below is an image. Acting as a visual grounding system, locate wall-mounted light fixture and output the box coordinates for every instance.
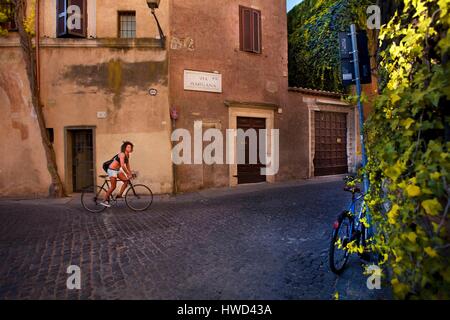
[146,0,165,48]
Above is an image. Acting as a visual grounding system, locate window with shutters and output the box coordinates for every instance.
[118,11,136,39]
[56,0,87,38]
[239,5,261,54]
[0,0,17,31]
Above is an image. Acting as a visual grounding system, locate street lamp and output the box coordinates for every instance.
[146,0,165,48]
[146,0,160,11]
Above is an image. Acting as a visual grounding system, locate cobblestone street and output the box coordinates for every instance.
[0,177,391,300]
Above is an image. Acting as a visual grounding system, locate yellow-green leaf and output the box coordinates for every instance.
[391,278,410,298]
[406,185,421,197]
[430,172,441,180]
[385,162,403,180]
[390,93,401,105]
[406,232,417,243]
[401,118,415,129]
[424,247,438,258]
[334,291,339,300]
[360,217,370,228]
[422,199,443,216]
[388,204,400,225]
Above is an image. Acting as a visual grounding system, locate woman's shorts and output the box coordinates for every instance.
[107,169,120,178]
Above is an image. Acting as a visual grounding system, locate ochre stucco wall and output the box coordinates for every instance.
[39,47,173,194]
[0,44,53,197]
[1,0,173,197]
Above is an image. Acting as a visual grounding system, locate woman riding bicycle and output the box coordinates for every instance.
[101,141,134,207]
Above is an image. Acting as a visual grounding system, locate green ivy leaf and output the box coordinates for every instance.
[421,199,443,216]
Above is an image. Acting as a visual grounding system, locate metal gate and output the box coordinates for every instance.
[237,117,267,184]
[314,112,348,176]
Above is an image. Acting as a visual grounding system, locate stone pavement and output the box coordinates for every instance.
[0,177,392,300]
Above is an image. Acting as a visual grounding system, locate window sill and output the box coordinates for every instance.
[239,49,262,55]
[42,37,164,48]
[0,37,165,49]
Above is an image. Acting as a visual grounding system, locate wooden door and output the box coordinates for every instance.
[72,130,94,192]
[237,117,267,184]
[314,112,348,176]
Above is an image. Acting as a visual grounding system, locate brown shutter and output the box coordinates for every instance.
[240,6,253,52]
[239,6,262,53]
[252,10,261,53]
[56,0,67,37]
[67,0,86,37]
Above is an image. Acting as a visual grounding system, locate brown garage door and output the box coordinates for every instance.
[314,112,348,176]
[237,117,267,184]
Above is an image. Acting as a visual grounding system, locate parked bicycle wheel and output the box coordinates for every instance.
[125,184,153,212]
[329,211,353,274]
[81,185,108,213]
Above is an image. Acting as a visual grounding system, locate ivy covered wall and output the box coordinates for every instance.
[287,0,370,92]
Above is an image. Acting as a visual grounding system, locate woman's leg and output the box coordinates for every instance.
[104,177,117,201]
[117,172,129,197]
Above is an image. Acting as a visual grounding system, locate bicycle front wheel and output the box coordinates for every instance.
[329,211,353,274]
[125,184,153,212]
[81,185,108,213]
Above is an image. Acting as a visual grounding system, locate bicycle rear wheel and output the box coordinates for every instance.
[329,211,353,274]
[81,185,108,213]
[125,184,153,212]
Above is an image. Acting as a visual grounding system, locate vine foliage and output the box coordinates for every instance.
[366,0,450,299]
[287,0,370,92]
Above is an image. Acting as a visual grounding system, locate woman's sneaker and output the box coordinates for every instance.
[100,201,111,208]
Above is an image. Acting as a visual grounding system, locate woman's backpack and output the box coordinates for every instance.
[102,156,116,173]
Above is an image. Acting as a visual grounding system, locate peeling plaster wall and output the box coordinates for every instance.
[40,47,173,194]
[0,46,53,197]
[1,0,173,197]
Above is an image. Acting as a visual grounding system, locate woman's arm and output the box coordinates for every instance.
[119,153,132,177]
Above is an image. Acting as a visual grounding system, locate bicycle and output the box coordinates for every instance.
[329,175,372,274]
[81,172,153,213]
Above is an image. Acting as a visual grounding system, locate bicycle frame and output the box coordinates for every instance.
[329,178,374,274]
[99,178,138,201]
[348,192,365,220]
[347,191,367,245]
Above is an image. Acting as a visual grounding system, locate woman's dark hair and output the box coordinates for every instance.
[121,141,134,153]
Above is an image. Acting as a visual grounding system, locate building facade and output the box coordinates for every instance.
[1,0,173,196]
[0,0,360,197]
[169,0,360,192]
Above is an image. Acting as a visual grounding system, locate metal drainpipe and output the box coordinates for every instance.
[35,0,40,96]
[172,119,177,195]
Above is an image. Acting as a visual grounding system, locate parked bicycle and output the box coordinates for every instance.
[81,173,153,213]
[329,175,372,274]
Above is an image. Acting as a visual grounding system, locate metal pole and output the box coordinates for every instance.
[36,0,40,95]
[350,24,372,236]
[151,10,166,48]
[171,118,178,195]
